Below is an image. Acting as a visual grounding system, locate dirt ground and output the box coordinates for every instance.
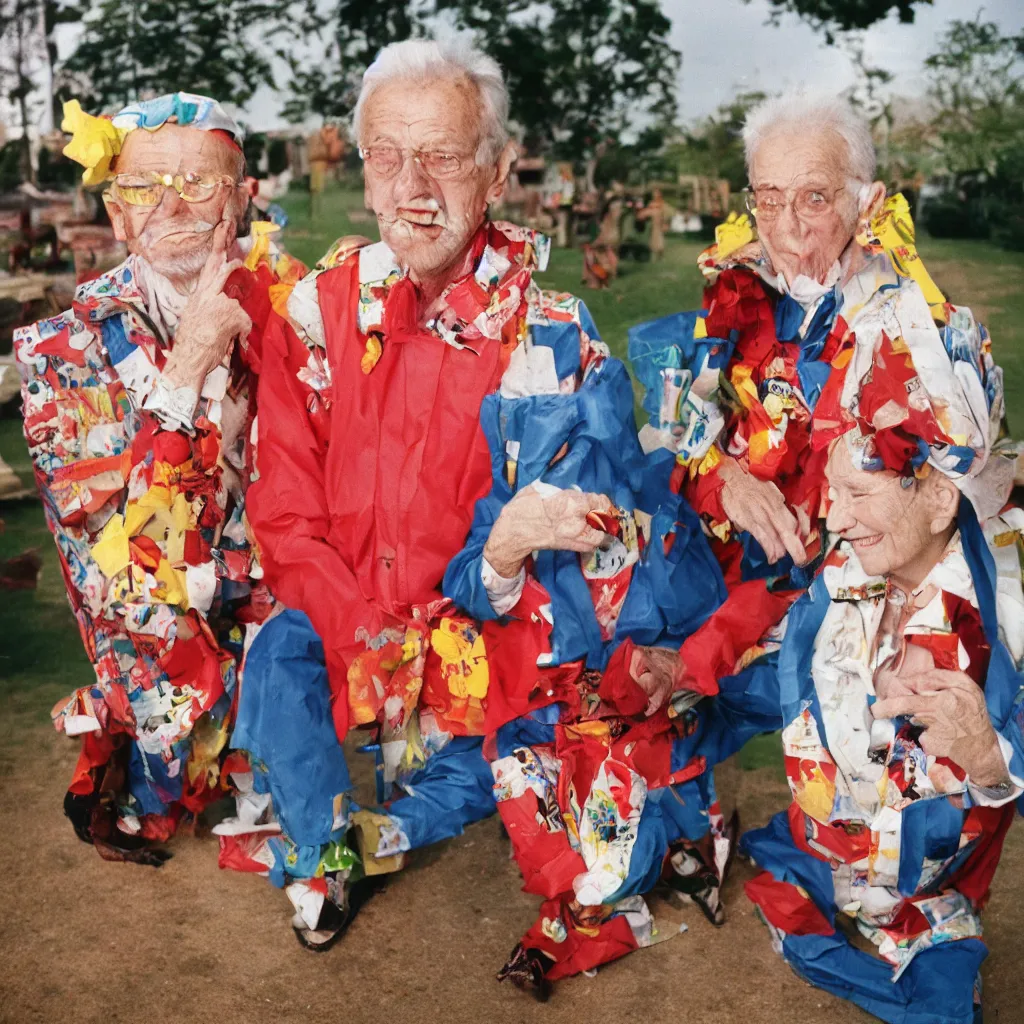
[1,725,1023,1024]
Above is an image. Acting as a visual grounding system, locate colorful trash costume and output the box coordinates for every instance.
[443,282,729,985]
[696,241,1021,1024]
[14,94,304,861]
[628,197,1018,695]
[227,223,599,928]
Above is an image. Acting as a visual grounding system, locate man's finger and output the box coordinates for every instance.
[197,224,231,284]
[871,695,937,720]
[901,670,974,694]
[748,521,784,564]
[772,511,809,565]
[212,257,245,292]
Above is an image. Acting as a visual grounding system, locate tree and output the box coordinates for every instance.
[0,2,82,184]
[665,91,766,191]
[0,0,42,182]
[922,18,1024,249]
[440,0,680,158]
[923,18,1024,178]
[281,0,425,124]
[62,0,312,111]
[755,0,932,42]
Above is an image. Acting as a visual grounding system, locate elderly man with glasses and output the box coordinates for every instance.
[629,91,1014,692]
[14,93,302,866]
[226,37,727,971]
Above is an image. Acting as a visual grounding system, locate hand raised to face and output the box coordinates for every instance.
[164,217,251,395]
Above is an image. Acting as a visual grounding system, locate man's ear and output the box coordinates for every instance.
[103,192,128,243]
[485,140,519,206]
[925,470,960,536]
[860,180,887,220]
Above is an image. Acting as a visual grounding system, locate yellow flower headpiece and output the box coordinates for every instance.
[61,99,128,187]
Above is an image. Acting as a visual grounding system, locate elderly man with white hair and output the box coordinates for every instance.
[13,93,301,865]
[222,38,642,953]
[629,90,1014,693]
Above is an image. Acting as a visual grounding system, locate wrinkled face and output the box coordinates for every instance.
[825,440,958,584]
[107,123,246,285]
[360,76,513,280]
[749,127,863,285]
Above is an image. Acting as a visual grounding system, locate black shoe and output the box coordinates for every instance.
[497,944,553,1002]
[293,875,386,953]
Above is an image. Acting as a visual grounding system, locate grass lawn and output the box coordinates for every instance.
[2,183,1022,777]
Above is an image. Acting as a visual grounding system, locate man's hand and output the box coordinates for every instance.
[630,645,685,716]
[718,454,808,565]
[482,484,612,579]
[164,218,251,394]
[871,669,1010,788]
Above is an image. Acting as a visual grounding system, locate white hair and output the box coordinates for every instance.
[742,92,877,188]
[352,37,511,165]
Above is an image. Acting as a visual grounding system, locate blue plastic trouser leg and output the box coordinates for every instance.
[232,608,351,849]
[778,930,985,1024]
[743,811,986,1024]
[388,735,496,852]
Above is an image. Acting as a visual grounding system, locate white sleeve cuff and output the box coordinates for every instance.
[142,378,199,434]
[481,556,525,616]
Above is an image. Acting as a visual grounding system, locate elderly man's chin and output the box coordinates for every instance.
[132,232,215,284]
[381,217,468,277]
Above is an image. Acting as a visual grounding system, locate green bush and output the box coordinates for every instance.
[922,193,990,240]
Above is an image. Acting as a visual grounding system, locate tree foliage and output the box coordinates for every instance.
[665,91,766,191]
[756,0,932,42]
[62,0,311,111]
[441,0,680,157]
[924,18,1024,179]
[281,0,424,124]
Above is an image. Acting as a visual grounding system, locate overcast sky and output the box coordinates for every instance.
[669,0,1024,122]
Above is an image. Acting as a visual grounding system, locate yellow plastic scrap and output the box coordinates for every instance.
[61,99,127,187]
[693,317,708,340]
[431,618,490,700]
[153,559,189,608]
[91,514,131,577]
[243,220,280,271]
[123,501,155,538]
[714,212,754,260]
[860,193,946,320]
[361,335,383,375]
[186,712,229,789]
[349,809,406,876]
[138,482,172,510]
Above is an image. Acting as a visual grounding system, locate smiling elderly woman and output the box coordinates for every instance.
[694,289,1024,1024]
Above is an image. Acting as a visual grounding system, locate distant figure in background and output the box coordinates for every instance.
[581,185,623,288]
[306,123,343,217]
[636,187,674,260]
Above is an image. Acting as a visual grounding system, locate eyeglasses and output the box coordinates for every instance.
[743,185,847,220]
[112,171,242,207]
[358,145,472,181]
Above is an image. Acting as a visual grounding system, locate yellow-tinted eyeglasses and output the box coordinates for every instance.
[112,170,242,207]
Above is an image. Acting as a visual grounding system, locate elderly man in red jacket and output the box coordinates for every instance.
[223,38,623,950]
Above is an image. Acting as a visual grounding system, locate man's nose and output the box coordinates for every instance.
[776,199,804,237]
[393,151,433,194]
[149,183,191,220]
